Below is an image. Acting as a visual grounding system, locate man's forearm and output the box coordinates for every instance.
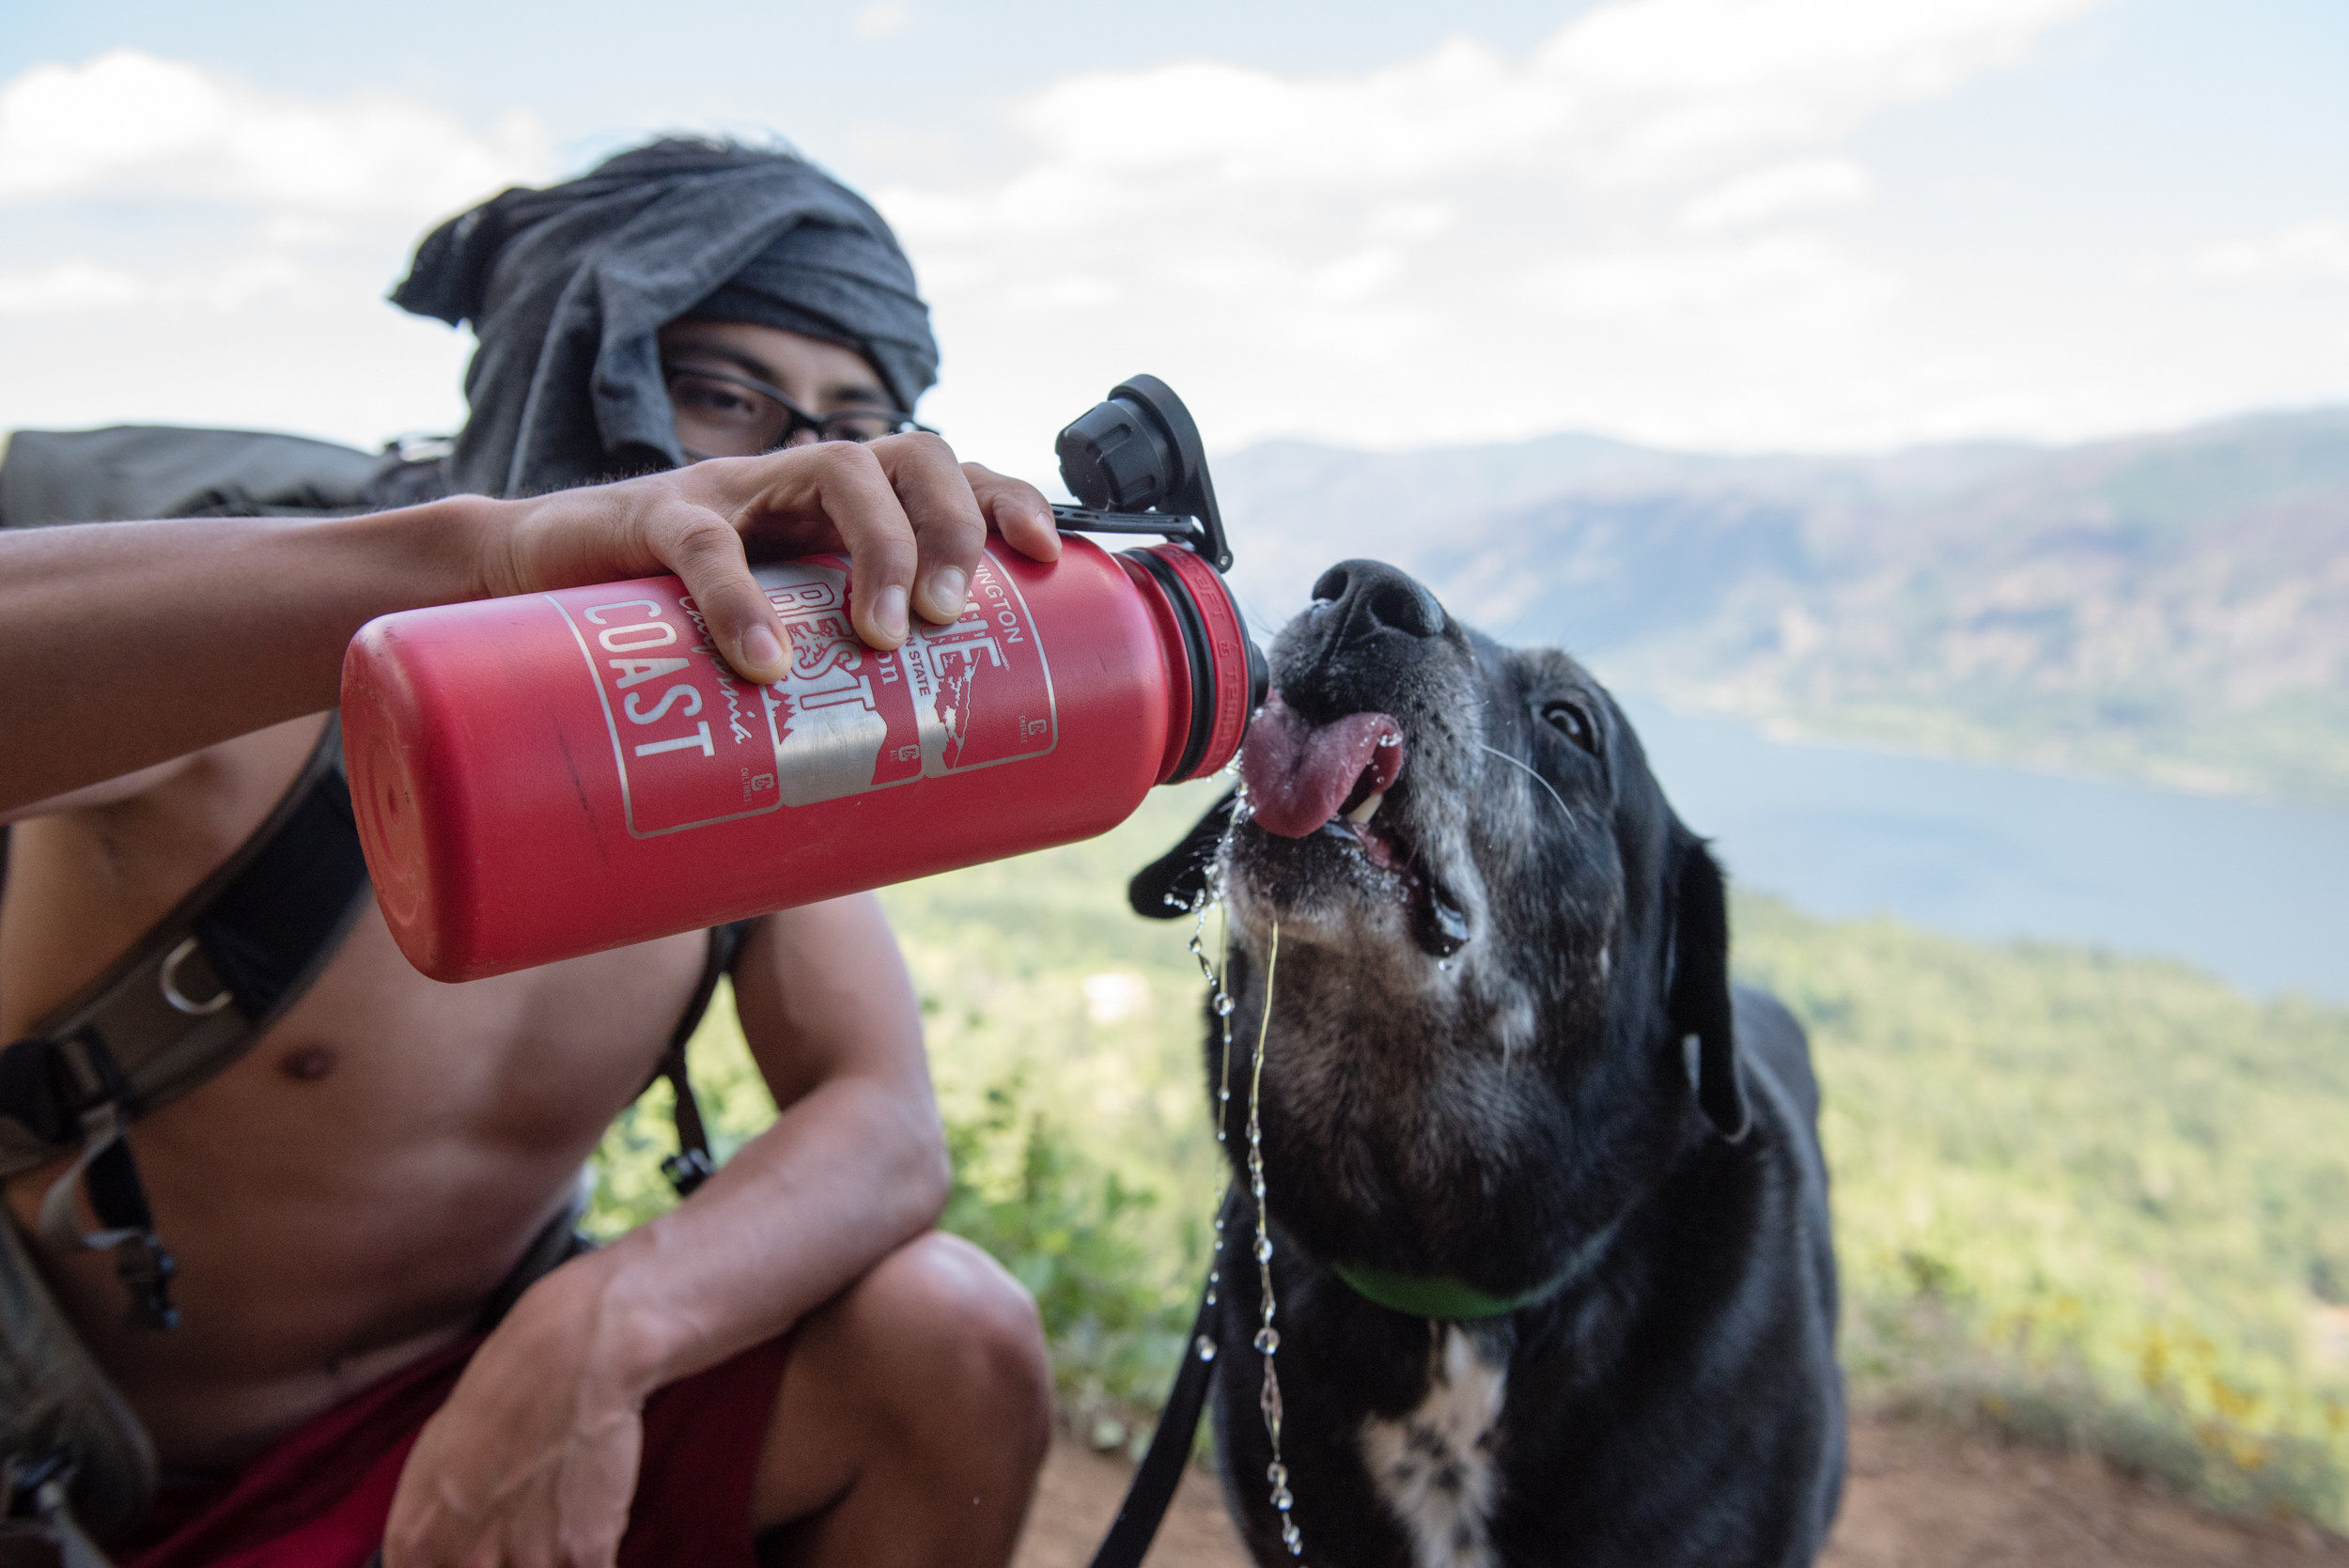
[552,1072,952,1400]
[0,502,490,809]
[4,444,1066,815]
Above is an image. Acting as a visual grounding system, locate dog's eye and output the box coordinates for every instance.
[1541,700,1597,754]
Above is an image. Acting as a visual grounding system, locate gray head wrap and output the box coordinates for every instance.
[391,138,938,498]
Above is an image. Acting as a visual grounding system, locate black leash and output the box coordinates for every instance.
[1085,1265,1220,1568]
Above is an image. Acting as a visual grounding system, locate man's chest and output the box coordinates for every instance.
[219,904,708,1153]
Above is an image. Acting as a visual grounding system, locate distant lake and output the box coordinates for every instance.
[1616,696,2349,1004]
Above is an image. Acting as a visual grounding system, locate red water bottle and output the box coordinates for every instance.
[342,377,1259,983]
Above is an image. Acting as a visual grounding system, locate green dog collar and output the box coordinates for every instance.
[1330,1212,1629,1321]
[1330,1263,1553,1321]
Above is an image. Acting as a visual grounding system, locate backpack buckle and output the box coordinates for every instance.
[113,1232,180,1333]
[661,1148,716,1197]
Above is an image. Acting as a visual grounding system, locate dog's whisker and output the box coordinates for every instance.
[1477,742,1574,825]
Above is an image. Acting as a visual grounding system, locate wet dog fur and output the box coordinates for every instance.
[1131,560,1843,1568]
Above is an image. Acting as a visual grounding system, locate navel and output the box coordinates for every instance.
[277,1046,338,1082]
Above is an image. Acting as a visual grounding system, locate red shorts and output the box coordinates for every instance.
[119,1334,792,1568]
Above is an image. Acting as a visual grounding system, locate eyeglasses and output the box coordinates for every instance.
[663,360,930,457]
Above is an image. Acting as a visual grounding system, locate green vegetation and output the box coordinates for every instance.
[590,784,2349,1524]
[1738,899,2349,1524]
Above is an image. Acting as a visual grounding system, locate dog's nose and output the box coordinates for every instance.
[1311,560,1446,644]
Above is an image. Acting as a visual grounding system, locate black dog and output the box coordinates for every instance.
[1131,560,1843,1568]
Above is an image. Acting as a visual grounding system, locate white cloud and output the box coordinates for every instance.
[951,0,2094,201]
[854,1,913,40]
[0,53,554,449]
[1548,0,2081,91]
[999,39,1562,191]
[1677,156,1872,232]
[891,0,2105,463]
[2189,221,2349,284]
[0,262,146,315]
[0,51,551,219]
[0,256,334,317]
[1526,232,1898,322]
[1363,200,1458,242]
[31,1,2285,478]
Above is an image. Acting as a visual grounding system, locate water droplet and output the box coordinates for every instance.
[1195,1335,1218,1362]
[1254,1326,1281,1354]
[1214,994,1237,1017]
[1254,1235,1274,1262]
[1282,1521,1303,1552]
[1378,733,1400,747]
[1272,1484,1295,1511]
[1267,1463,1288,1486]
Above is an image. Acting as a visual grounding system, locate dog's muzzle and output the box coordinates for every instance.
[1233,561,1473,957]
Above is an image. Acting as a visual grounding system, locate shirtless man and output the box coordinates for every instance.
[1,141,1060,1567]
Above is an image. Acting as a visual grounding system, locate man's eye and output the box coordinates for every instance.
[673,379,760,427]
[1541,700,1597,754]
[824,413,892,442]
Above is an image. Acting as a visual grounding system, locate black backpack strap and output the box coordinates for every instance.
[654,919,758,1199]
[0,715,371,1328]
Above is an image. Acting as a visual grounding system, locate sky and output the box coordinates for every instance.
[3,0,2345,479]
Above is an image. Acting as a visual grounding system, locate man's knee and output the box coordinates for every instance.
[851,1231,1052,1439]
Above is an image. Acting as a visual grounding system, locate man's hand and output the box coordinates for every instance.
[383,1256,651,1568]
[483,436,1061,682]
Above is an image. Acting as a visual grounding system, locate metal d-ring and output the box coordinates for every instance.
[159,936,233,1017]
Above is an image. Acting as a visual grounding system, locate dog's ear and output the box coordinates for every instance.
[1128,789,1239,920]
[1667,836,1750,1141]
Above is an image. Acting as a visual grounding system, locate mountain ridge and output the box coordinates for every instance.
[1211,407,2349,806]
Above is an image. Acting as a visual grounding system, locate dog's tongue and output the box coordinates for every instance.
[1240,692,1406,839]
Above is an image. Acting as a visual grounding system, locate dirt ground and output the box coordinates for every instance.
[1012,1410,2349,1567]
